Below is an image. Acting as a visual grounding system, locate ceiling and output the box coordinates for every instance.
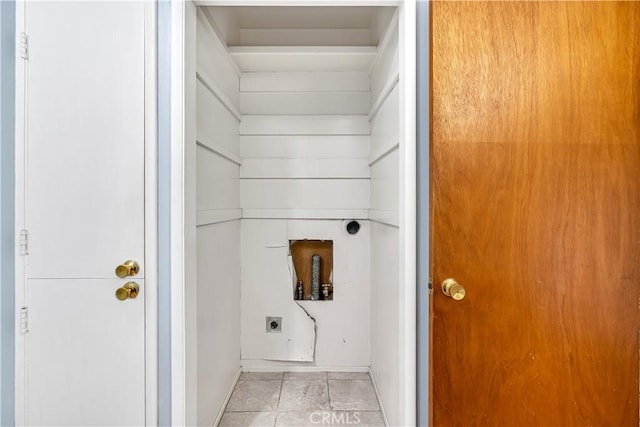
[203,6,396,46]
[228,6,379,29]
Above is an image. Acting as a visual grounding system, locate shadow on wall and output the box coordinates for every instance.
[1,0,16,425]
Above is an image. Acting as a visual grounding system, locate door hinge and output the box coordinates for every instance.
[20,229,29,256]
[20,307,29,334]
[19,32,29,60]
[428,277,434,295]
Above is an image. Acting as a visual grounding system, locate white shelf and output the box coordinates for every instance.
[240,158,370,179]
[242,209,369,220]
[196,209,242,226]
[196,67,242,122]
[196,138,242,166]
[229,46,377,72]
[369,209,399,227]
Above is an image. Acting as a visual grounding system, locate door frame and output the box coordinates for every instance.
[416,2,429,426]
[168,0,416,425]
[13,2,159,424]
[1,1,16,424]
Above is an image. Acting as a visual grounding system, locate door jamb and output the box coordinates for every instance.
[13,3,159,424]
[169,1,417,425]
[397,2,417,424]
[416,2,430,426]
[13,0,26,422]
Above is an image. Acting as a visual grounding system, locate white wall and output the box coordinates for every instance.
[193,6,409,423]
[239,71,371,222]
[368,11,402,427]
[195,9,241,427]
[370,221,399,421]
[238,70,372,368]
[241,219,370,369]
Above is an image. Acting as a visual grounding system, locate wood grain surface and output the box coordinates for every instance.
[290,240,333,300]
[430,1,640,425]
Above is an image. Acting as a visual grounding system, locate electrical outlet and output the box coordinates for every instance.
[266,316,282,333]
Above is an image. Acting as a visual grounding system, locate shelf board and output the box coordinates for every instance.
[228,46,377,72]
[242,209,369,220]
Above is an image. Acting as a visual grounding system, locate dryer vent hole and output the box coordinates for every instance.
[346,221,360,235]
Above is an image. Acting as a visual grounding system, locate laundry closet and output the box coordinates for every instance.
[185,5,415,426]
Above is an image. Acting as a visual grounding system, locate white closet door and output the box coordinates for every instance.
[22,2,146,425]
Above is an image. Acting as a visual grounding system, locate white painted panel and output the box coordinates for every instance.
[242,209,368,220]
[197,69,242,122]
[371,7,397,46]
[184,5,199,426]
[229,46,376,72]
[288,220,370,366]
[370,221,400,427]
[240,28,371,46]
[240,92,370,115]
[26,1,144,280]
[196,209,242,227]
[27,279,145,426]
[370,85,399,159]
[197,12,239,107]
[197,221,241,426]
[240,72,370,92]
[196,145,240,212]
[369,73,398,120]
[241,219,370,366]
[240,361,370,371]
[370,19,398,103]
[197,139,242,166]
[240,116,370,136]
[371,149,399,214]
[240,136,370,159]
[218,6,379,31]
[197,80,240,156]
[240,220,316,362]
[241,180,370,210]
[241,158,369,179]
[201,6,239,46]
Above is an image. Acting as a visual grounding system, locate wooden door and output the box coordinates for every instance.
[430,1,640,425]
[19,2,147,425]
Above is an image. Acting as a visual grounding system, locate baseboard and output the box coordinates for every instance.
[212,368,242,427]
[240,360,370,373]
[369,369,389,427]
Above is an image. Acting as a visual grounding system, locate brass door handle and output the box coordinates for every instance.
[442,278,466,301]
[115,282,139,301]
[115,260,139,278]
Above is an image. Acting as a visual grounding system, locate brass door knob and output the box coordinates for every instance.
[115,260,139,278]
[115,282,139,301]
[442,278,466,301]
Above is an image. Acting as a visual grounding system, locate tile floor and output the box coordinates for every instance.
[219,372,386,427]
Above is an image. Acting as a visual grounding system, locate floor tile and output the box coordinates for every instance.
[343,411,385,426]
[328,380,380,411]
[278,379,330,411]
[283,371,328,380]
[226,380,282,412]
[240,372,284,381]
[275,411,324,427]
[219,411,277,427]
[276,411,384,427]
[328,372,370,380]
